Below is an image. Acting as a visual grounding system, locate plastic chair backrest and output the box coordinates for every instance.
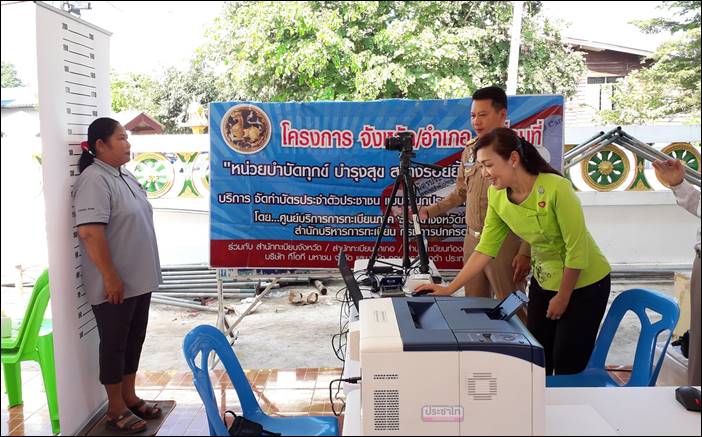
[183,325,263,436]
[10,269,49,346]
[587,288,680,386]
[16,284,51,356]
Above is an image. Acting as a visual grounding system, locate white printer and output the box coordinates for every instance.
[359,296,545,436]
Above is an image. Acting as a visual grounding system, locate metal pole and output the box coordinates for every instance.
[151,296,220,313]
[156,287,256,293]
[210,278,280,369]
[154,292,254,298]
[506,1,524,95]
[160,274,217,281]
[563,128,615,161]
[615,136,701,187]
[617,133,701,182]
[564,135,620,171]
[216,270,224,332]
[225,278,279,338]
[563,127,622,163]
[158,279,275,287]
[156,283,272,290]
[314,280,327,296]
[208,269,227,369]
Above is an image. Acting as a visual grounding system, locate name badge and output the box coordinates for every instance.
[464,154,476,170]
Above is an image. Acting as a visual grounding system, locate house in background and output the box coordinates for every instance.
[1,86,39,139]
[114,110,164,135]
[564,37,652,127]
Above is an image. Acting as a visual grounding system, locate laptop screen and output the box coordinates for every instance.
[338,251,363,311]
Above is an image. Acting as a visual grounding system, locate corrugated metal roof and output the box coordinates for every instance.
[564,37,653,57]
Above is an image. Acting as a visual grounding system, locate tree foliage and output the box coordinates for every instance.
[111,1,586,132]
[151,62,225,133]
[600,1,701,124]
[110,71,159,115]
[202,1,585,101]
[110,62,224,134]
[1,62,23,88]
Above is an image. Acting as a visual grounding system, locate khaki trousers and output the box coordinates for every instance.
[462,231,521,301]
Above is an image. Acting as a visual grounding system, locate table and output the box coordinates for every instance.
[342,385,701,435]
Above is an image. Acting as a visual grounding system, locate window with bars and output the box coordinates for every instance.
[586,76,624,110]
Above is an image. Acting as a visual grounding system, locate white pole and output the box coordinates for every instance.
[506,1,524,95]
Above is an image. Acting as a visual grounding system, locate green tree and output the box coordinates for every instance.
[201,1,585,102]
[151,60,226,133]
[1,61,23,88]
[600,1,701,124]
[110,63,224,134]
[110,71,159,115]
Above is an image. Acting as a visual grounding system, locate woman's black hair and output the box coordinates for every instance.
[78,117,121,172]
[473,128,561,176]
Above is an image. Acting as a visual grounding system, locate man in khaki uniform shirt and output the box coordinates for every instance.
[420,86,531,300]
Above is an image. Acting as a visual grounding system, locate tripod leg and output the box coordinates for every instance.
[403,172,430,274]
[402,179,411,270]
[367,173,404,272]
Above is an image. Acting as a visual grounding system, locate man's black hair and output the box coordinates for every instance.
[472,86,508,111]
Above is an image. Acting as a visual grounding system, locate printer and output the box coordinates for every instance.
[359,296,545,436]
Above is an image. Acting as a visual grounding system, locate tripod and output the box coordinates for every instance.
[366,148,441,275]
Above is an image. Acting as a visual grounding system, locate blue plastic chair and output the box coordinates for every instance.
[183,325,339,436]
[547,288,680,388]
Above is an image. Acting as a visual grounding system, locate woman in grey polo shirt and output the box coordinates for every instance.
[73,118,162,433]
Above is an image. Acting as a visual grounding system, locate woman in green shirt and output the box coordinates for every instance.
[416,128,611,375]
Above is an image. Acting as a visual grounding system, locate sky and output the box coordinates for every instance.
[542,1,673,50]
[1,0,225,86]
[0,1,679,88]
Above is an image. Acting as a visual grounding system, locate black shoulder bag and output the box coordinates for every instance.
[224,410,281,436]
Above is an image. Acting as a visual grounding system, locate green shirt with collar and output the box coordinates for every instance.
[475,172,610,291]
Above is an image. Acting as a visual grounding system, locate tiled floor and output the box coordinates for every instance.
[1,363,345,436]
[2,363,631,436]
[606,364,633,386]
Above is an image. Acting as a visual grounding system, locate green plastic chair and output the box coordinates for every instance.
[1,269,60,434]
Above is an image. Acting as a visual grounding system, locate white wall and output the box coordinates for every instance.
[1,188,696,275]
[149,190,700,271]
[580,191,699,269]
[153,208,209,266]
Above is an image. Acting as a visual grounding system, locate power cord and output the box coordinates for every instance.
[329,377,361,416]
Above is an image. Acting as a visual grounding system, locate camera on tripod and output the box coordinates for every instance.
[384,131,415,152]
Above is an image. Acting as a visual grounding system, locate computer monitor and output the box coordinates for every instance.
[338,251,363,311]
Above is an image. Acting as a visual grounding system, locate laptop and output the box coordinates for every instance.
[338,251,364,311]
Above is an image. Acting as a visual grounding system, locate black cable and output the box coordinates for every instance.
[332,330,348,361]
[332,285,351,362]
[333,339,349,413]
[328,280,361,413]
[334,381,345,415]
[329,377,361,416]
[335,285,349,303]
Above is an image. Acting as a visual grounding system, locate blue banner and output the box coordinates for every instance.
[210,96,564,269]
